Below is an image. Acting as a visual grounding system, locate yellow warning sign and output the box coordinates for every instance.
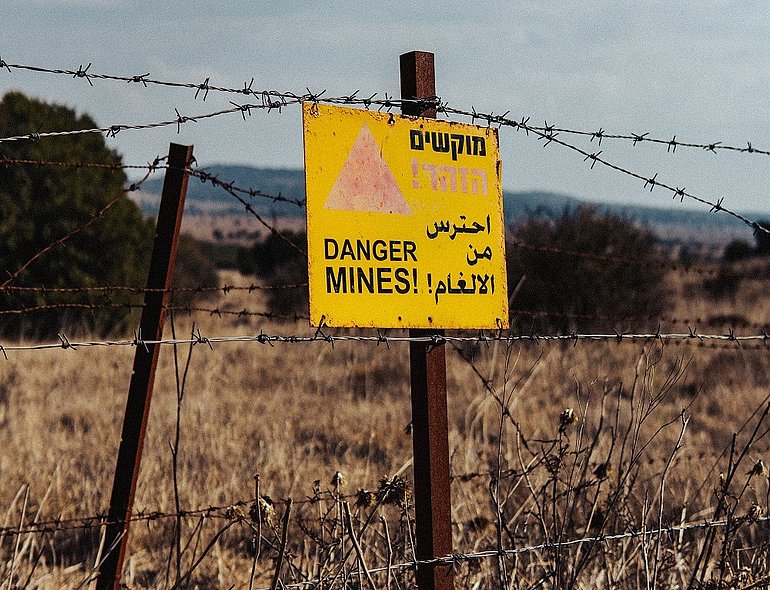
[303,103,508,329]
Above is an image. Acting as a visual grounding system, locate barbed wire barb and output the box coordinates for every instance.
[74,63,93,86]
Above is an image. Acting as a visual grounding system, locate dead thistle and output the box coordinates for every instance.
[746,503,763,521]
[330,471,346,487]
[376,474,411,508]
[593,462,611,480]
[355,488,376,509]
[747,459,768,478]
[558,407,578,432]
[249,495,276,525]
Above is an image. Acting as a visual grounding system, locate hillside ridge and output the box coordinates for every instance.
[133,164,761,248]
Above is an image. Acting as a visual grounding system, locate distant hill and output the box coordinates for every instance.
[134,165,305,218]
[132,164,760,249]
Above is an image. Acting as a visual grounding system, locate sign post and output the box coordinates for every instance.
[303,52,507,590]
[401,50,454,590]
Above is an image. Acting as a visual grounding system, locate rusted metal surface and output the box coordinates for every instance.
[400,51,437,119]
[96,143,194,590]
[402,50,455,590]
[409,330,454,590]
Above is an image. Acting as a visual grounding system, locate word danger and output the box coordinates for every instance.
[324,238,417,262]
[323,238,418,295]
[409,129,486,161]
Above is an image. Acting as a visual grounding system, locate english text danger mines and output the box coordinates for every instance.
[323,238,418,295]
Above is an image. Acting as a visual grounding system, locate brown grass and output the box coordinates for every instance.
[1,262,770,589]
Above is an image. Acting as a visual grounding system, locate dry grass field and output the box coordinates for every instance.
[2,259,770,589]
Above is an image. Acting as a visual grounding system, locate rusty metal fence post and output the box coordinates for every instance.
[401,51,455,590]
[96,143,194,590]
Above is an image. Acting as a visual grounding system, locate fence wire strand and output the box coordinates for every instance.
[0,159,161,290]
[254,518,770,590]
[1,493,765,586]
[2,295,767,334]
[3,59,769,157]
[1,329,768,358]
[438,105,770,235]
[0,156,732,279]
[0,67,767,232]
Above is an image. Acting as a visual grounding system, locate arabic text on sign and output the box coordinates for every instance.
[428,272,496,304]
[426,215,491,240]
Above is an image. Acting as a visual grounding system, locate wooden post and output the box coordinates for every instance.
[400,51,455,590]
[96,143,194,590]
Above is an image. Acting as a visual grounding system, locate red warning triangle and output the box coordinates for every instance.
[324,123,412,215]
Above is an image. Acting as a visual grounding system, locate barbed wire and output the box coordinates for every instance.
[0,91,423,145]
[0,159,754,285]
[0,156,741,283]
[188,168,305,208]
[186,163,739,273]
[0,154,729,278]
[0,196,122,290]
[253,517,769,590]
[0,302,307,323]
[1,489,764,573]
[1,498,765,589]
[3,60,769,159]
[1,329,768,358]
[0,73,766,232]
[0,483,390,539]
[0,159,161,290]
[0,156,161,173]
[196,168,308,256]
[439,105,770,236]
[425,516,769,564]
[0,60,324,106]
[526,125,770,158]
[0,282,307,295]
[0,500,250,538]
[509,239,719,277]
[0,102,279,143]
[0,157,307,212]
[0,159,753,287]
[2,294,765,335]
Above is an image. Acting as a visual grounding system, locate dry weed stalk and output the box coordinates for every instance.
[451,342,738,588]
[4,263,770,587]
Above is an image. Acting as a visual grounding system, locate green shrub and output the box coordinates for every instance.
[238,231,308,318]
[723,239,754,262]
[507,206,670,333]
[170,236,221,307]
[0,92,153,338]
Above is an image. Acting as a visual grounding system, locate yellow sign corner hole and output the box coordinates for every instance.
[303,103,508,329]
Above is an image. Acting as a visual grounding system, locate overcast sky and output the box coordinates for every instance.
[3,1,770,217]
